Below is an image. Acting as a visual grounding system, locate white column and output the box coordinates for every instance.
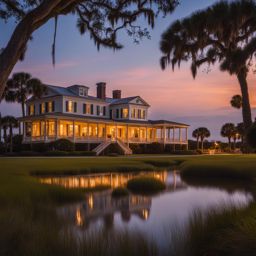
[105,124,107,141]
[179,128,182,142]
[186,127,189,150]
[146,127,148,143]
[115,123,117,141]
[126,125,129,144]
[163,126,166,147]
[97,123,99,141]
[73,120,75,142]
[44,120,47,142]
[55,119,58,140]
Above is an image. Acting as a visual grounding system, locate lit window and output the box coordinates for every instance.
[41,103,45,114]
[48,102,53,112]
[68,101,72,112]
[47,121,55,136]
[32,122,40,136]
[122,108,129,118]
[29,104,35,116]
[75,125,80,136]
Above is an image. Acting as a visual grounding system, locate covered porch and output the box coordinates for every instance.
[21,116,189,148]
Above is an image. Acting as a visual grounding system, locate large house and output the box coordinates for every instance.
[20,82,189,155]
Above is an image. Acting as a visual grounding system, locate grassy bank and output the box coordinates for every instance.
[1,155,256,255]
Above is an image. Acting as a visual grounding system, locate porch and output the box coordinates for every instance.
[22,118,189,147]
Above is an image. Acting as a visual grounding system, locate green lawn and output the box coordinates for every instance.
[1,154,256,256]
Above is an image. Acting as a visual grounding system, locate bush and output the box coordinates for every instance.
[246,123,256,149]
[12,135,23,152]
[127,176,166,194]
[31,142,50,152]
[171,150,199,155]
[44,151,68,156]
[69,151,96,156]
[18,151,41,156]
[146,143,164,154]
[129,144,144,154]
[112,187,130,197]
[50,139,75,152]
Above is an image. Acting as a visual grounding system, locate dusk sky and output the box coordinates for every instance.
[1,0,256,140]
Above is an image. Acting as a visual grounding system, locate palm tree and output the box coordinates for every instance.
[237,122,245,144]
[192,127,210,151]
[1,116,18,153]
[160,1,256,141]
[192,129,200,150]
[230,95,242,109]
[221,123,236,150]
[1,72,46,117]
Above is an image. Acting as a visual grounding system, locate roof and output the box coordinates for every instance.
[149,120,189,127]
[31,84,150,106]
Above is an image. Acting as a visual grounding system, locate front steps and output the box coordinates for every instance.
[93,140,132,156]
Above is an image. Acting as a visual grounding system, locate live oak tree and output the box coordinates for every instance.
[160,0,256,135]
[0,0,178,98]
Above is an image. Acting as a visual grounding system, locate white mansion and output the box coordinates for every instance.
[20,82,189,155]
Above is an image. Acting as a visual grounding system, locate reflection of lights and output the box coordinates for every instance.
[76,208,83,226]
[88,195,94,209]
[142,209,149,220]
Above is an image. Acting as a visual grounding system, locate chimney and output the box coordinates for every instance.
[113,90,121,99]
[96,82,106,99]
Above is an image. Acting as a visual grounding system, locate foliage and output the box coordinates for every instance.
[192,127,210,150]
[2,72,46,117]
[50,139,75,152]
[112,187,130,197]
[127,176,166,194]
[246,123,256,149]
[221,123,237,149]
[160,0,256,131]
[230,95,242,109]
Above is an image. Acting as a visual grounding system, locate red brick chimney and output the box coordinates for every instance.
[112,90,121,99]
[96,82,106,99]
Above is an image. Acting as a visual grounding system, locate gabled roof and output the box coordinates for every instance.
[109,96,150,107]
[32,85,150,106]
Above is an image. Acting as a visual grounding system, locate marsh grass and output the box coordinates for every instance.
[127,176,166,194]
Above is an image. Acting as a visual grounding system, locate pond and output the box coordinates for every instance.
[39,171,253,250]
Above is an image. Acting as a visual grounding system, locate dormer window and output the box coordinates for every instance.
[79,87,87,96]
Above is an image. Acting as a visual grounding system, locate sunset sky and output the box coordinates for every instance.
[1,0,256,140]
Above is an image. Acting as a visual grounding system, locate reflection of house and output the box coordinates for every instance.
[39,171,168,189]
[61,192,152,229]
[56,171,187,229]
[20,83,189,154]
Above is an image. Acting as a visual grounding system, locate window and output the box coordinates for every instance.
[116,109,119,118]
[47,121,55,136]
[32,122,40,136]
[83,104,91,114]
[122,108,129,118]
[142,110,146,119]
[66,101,76,113]
[103,106,106,116]
[90,104,94,115]
[138,109,141,119]
[97,106,100,116]
[66,101,72,112]
[48,101,54,112]
[40,103,45,114]
[131,109,136,118]
[79,88,87,96]
[110,110,113,119]
[29,104,35,116]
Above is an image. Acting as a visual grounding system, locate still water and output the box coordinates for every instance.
[39,171,253,247]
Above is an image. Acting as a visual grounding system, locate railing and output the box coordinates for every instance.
[24,136,188,144]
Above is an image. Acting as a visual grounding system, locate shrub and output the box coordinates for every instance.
[246,123,256,149]
[129,144,144,154]
[127,176,166,194]
[146,143,164,154]
[31,142,50,152]
[69,151,96,156]
[50,139,75,152]
[44,151,68,156]
[18,151,41,156]
[112,187,130,197]
[12,135,23,152]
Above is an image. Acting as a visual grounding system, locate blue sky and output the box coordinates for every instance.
[1,0,255,140]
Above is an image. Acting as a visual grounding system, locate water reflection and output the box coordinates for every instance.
[39,171,170,189]
[42,171,253,244]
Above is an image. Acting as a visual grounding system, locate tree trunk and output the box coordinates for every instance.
[201,138,204,151]
[228,138,231,150]
[21,102,25,117]
[0,0,77,98]
[237,70,252,130]
[196,137,199,150]
[9,125,13,153]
